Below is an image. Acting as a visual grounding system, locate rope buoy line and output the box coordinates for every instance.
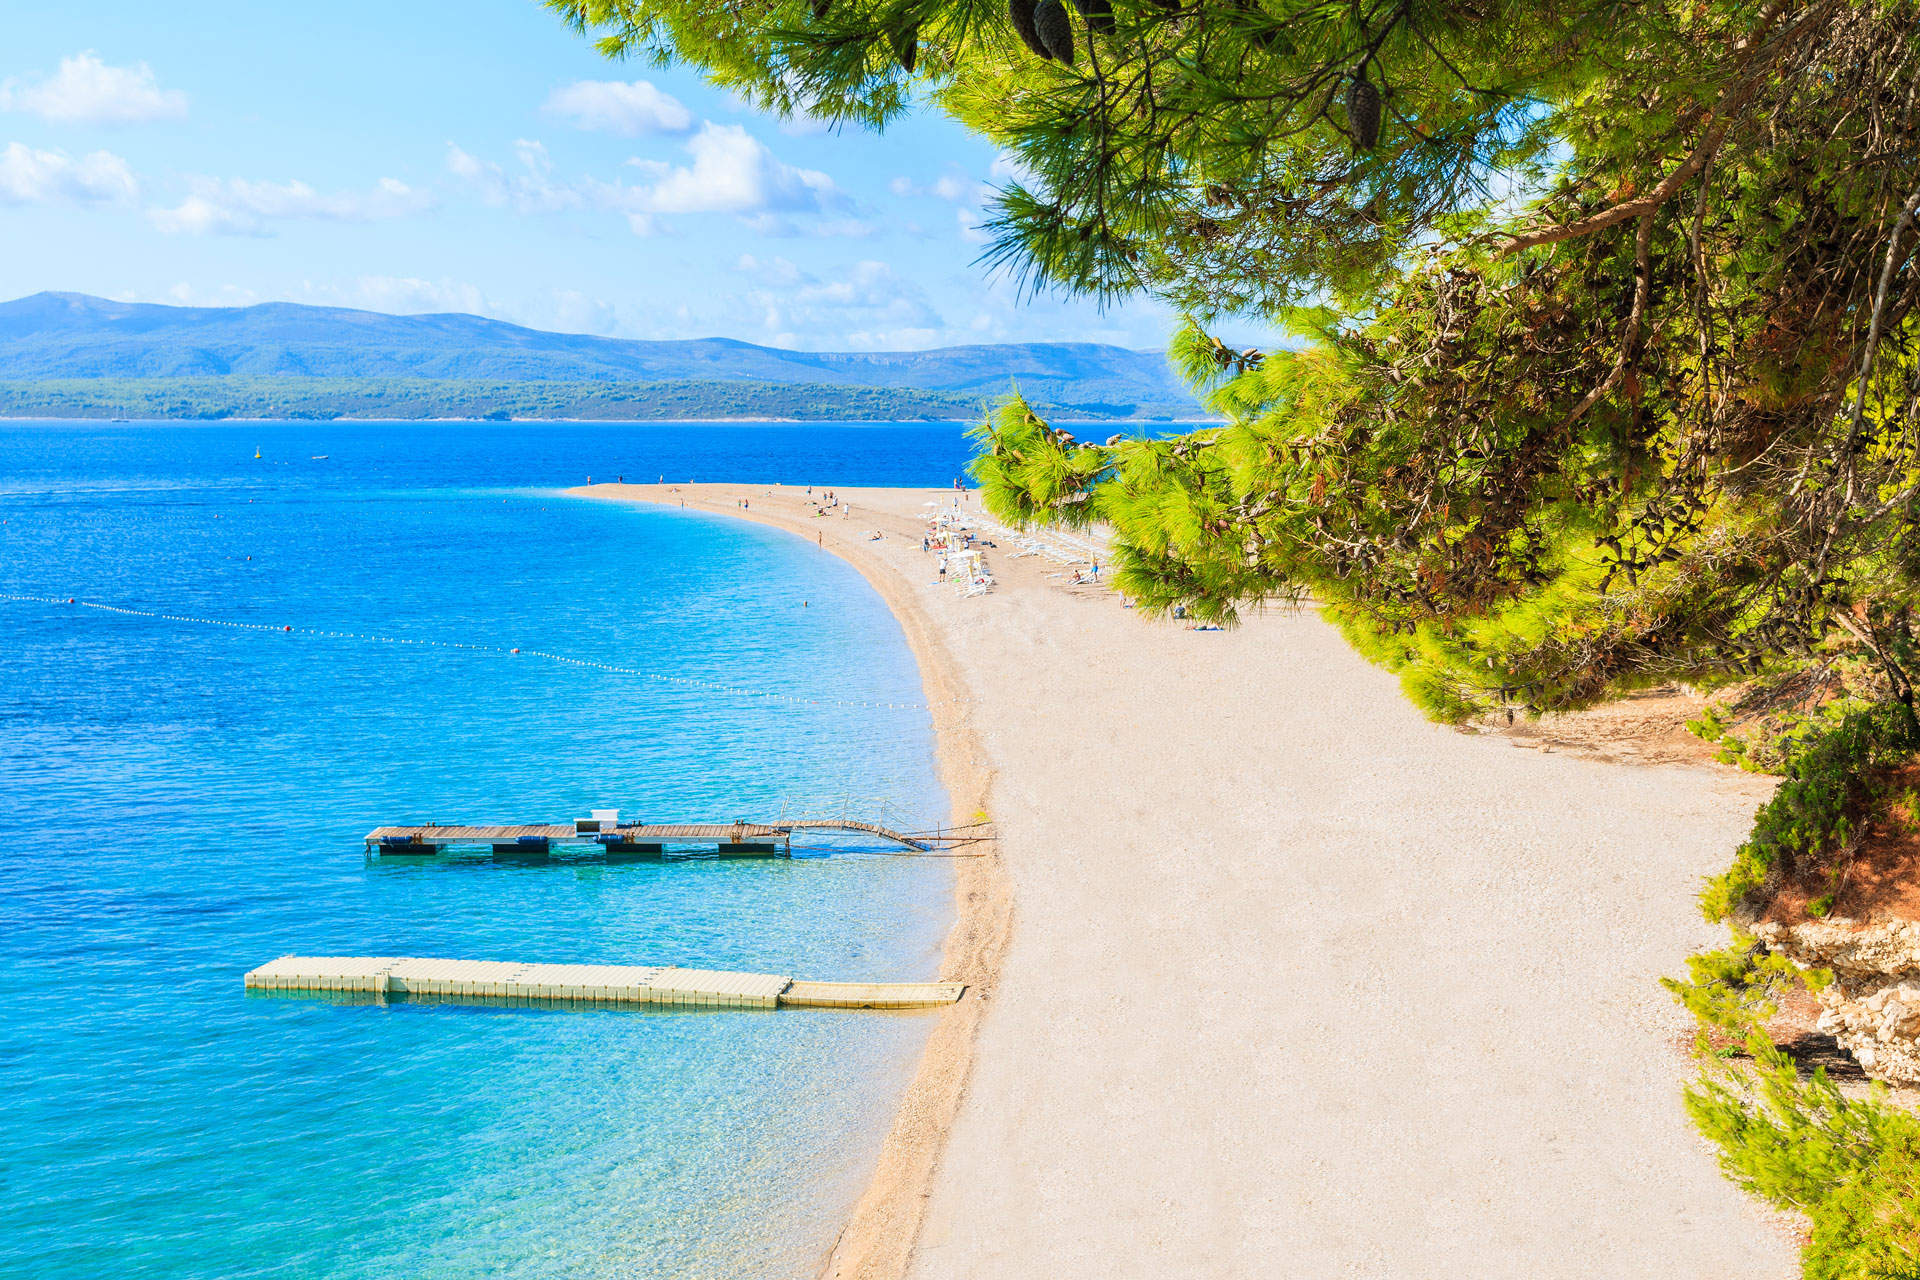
[2,593,940,713]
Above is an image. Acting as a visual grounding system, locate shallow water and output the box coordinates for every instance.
[0,421,969,1279]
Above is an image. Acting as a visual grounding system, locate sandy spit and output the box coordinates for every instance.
[571,482,1799,1280]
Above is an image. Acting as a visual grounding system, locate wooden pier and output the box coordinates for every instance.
[244,955,965,1010]
[365,814,980,857]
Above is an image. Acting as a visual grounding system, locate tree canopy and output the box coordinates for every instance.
[553,0,1920,727]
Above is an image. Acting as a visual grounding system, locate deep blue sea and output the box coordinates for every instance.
[0,421,979,1280]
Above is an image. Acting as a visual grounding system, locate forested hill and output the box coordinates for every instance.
[0,292,1199,418]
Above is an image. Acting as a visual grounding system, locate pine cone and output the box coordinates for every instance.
[1033,0,1076,64]
[893,25,919,71]
[1071,0,1115,34]
[1009,0,1053,58]
[1347,72,1381,151]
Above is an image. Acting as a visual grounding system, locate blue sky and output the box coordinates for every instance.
[0,0,1218,352]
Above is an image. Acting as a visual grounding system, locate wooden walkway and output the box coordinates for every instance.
[245,955,965,1010]
[365,817,984,856]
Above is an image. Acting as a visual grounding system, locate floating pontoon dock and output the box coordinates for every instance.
[245,955,965,1010]
[365,815,980,857]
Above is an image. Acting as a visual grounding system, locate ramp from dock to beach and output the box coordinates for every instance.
[244,955,965,1011]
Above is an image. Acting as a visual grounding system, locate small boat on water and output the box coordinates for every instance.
[311,455,328,460]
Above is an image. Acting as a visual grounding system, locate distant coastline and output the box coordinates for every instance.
[0,376,1201,423]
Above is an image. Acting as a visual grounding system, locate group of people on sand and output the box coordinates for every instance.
[804,487,849,519]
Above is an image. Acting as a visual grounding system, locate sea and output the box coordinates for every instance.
[0,420,980,1280]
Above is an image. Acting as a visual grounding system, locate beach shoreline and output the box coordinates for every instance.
[569,482,1011,1280]
[573,480,1800,1280]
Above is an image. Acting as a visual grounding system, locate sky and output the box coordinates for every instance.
[0,0,1218,353]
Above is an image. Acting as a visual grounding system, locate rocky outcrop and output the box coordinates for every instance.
[1754,919,1920,1083]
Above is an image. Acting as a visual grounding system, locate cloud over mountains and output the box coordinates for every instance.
[0,141,139,205]
[147,176,432,236]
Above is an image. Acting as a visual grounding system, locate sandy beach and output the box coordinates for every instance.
[573,481,1798,1280]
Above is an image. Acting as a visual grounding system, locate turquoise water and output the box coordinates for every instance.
[0,422,973,1279]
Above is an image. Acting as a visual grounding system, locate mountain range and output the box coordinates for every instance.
[0,292,1201,419]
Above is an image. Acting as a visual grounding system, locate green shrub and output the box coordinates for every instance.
[1678,698,1920,1279]
[1698,701,1916,924]
[1663,932,1817,1034]
[1688,1036,1920,1280]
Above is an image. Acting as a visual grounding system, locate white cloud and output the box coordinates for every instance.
[0,52,187,124]
[542,79,692,135]
[627,123,839,215]
[449,125,844,232]
[448,140,588,214]
[0,141,139,204]
[148,176,431,235]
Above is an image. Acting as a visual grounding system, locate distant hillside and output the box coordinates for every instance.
[0,292,1200,418]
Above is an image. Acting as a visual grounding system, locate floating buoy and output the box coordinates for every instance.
[68,598,75,604]
[511,648,520,654]
[284,625,292,631]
